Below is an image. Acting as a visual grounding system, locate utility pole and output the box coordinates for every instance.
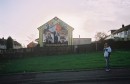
[96,41,97,51]
[79,35,80,45]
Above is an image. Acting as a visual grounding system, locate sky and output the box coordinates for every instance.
[0,0,130,47]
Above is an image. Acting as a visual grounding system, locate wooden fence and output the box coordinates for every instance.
[0,41,130,59]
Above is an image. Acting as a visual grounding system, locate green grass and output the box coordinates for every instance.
[0,51,130,74]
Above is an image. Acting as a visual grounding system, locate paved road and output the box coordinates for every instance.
[0,68,130,84]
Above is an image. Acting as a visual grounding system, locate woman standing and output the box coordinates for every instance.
[104,43,112,71]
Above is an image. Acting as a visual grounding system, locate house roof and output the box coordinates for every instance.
[13,41,22,46]
[27,41,37,48]
[37,17,74,31]
[0,38,22,46]
[112,24,130,35]
[0,38,6,45]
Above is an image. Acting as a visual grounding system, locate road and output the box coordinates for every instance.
[0,68,130,84]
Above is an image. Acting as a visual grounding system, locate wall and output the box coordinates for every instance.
[0,44,6,49]
[73,38,91,45]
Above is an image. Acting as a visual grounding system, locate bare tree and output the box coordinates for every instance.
[95,32,107,51]
[95,32,107,42]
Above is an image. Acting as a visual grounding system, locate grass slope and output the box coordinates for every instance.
[0,51,130,74]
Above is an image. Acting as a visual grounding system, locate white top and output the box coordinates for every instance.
[108,46,112,53]
[104,46,112,57]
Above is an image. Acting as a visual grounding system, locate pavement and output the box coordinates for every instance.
[0,68,130,84]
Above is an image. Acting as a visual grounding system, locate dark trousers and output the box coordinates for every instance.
[105,55,110,69]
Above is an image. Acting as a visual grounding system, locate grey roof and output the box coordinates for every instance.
[112,24,130,35]
[0,38,6,45]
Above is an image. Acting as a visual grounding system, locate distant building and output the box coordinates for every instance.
[73,38,91,45]
[13,41,22,49]
[0,38,22,49]
[107,24,130,41]
[0,38,6,49]
[27,41,37,48]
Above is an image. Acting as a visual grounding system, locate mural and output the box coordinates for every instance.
[43,18,68,44]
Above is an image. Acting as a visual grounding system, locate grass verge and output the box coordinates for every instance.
[0,51,130,74]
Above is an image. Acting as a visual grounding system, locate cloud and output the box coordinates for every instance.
[1,0,130,46]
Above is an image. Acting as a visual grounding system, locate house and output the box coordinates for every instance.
[107,24,130,41]
[27,41,37,48]
[0,38,6,49]
[37,17,74,47]
[0,38,22,49]
[36,17,91,46]
[13,41,22,49]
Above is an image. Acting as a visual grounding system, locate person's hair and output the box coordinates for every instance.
[104,43,108,48]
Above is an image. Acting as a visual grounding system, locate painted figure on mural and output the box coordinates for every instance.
[44,20,68,44]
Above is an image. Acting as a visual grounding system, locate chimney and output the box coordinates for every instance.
[122,24,125,28]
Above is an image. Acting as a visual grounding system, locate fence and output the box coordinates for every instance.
[105,40,130,51]
[0,46,74,59]
[0,41,130,59]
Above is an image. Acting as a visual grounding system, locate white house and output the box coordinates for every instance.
[13,41,22,49]
[107,24,130,41]
[0,38,6,49]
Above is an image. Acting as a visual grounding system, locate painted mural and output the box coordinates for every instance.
[43,18,68,44]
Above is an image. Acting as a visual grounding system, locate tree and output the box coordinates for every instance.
[95,32,107,51]
[95,32,107,42]
[6,36,13,49]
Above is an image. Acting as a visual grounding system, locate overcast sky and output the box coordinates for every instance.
[0,0,130,46]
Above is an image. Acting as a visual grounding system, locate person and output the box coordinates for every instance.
[104,43,112,71]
